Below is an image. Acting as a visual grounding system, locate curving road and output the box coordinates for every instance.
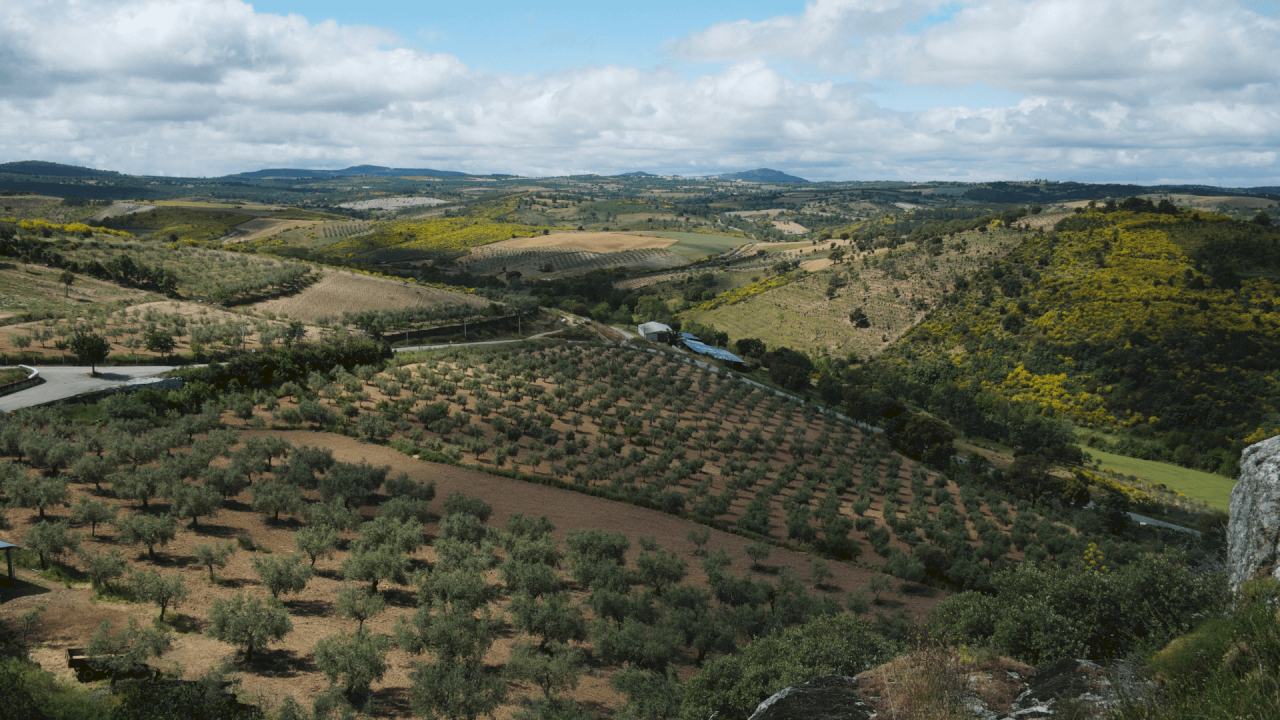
[0,365,174,412]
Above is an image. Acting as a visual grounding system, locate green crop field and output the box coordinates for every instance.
[650,231,750,260]
[1085,448,1235,511]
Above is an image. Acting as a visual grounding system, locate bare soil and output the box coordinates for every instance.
[250,271,488,324]
[0,425,941,719]
[223,219,324,244]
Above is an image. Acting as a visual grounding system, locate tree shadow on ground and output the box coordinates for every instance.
[284,598,331,617]
[189,522,241,539]
[249,647,317,678]
[370,686,412,718]
[380,587,417,609]
[0,577,51,602]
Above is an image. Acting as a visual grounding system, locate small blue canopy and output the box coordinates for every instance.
[683,339,745,364]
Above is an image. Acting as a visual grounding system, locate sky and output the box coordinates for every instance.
[1,0,1279,184]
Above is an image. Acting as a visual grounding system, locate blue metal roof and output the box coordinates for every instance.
[0,541,17,550]
[683,340,745,364]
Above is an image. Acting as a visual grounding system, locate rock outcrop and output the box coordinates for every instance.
[1228,434,1280,589]
[750,659,1147,720]
[749,676,874,720]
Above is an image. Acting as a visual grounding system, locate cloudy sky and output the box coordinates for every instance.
[2,0,1278,183]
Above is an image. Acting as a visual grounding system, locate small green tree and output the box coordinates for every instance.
[506,640,584,700]
[69,330,111,374]
[71,496,117,537]
[342,546,411,594]
[336,586,386,631]
[144,330,175,361]
[810,558,834,589]
[192,541,237,582]
[6,474,69,520]
[636,541,688,596]
[295,524,339,567]
[114,512,177,560]
[24,519,79,569]
[409,658,506,720]
[205,592,293,662]
[744,542,771,571]
[313,628,391,700]
[687,527,711,557]
[611,665,683,720]
[868,574,894,604]
[78,547,129,592]
[508,591,588,651]
[251,480,305,523]
[59,270,75,297]
[167,483,222,528]
[251,553,314,599]
[128,568,189,621]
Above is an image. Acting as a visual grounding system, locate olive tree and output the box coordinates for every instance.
[128,568,189,621]
[192,541,237,582]
[250,480,305,523]
[71,496,117,537]
[313,628,392,700]
[205,592,293,662]
[77,547,129,591]
[335,586,387,631]
[295,524,339,567]
[114,512,177,560]
[251,553,314,599]
[24,519,79,569]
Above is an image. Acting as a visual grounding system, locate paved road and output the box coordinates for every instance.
[0,365,174,412]
[1129,512,1202,536]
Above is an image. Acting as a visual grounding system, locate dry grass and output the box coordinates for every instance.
[223,218,323,244]
[249,271,488,324]
[493,231,677,252]
[859,646,1034,720]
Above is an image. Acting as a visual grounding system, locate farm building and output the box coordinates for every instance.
[638,321,673,342]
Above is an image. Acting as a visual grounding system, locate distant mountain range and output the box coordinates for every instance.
[709,168,809,183]
[227,165,480,179]
[0,161,121,177]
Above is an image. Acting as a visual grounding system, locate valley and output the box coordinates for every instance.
[0,163,1277,719]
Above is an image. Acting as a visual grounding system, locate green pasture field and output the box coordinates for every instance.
[648,231,750,260]
[1085,448,1235,511]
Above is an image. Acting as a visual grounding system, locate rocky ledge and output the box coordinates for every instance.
[750,658,1149,720]
[1228,434,1280,589]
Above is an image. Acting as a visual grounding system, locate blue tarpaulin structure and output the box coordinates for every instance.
[682,339,745,365]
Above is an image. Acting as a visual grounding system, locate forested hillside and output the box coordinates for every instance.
[873,205,1280,476]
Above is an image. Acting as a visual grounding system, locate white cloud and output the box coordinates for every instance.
[0,0,1277,184]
